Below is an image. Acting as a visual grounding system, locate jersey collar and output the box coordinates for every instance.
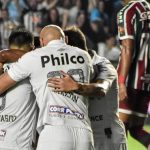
[47,39,66,47]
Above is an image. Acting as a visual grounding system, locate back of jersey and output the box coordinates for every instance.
[88,52,119,135]
[8,40,93,134]
[0,63,37,150]
[118,0,150,91]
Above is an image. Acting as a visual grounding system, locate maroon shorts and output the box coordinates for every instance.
[119,88,150,117]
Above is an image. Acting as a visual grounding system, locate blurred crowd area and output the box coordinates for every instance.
[0,0,124,66]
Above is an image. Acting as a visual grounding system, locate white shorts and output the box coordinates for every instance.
[0,143,34,150]
[94,139,127,150]
[37,125,94,150]
[93,121,127,150]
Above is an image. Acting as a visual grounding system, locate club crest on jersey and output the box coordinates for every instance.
[118,26,125,36]
[140,11,150,21]
[41,53,85,67]
[0,130,6,141]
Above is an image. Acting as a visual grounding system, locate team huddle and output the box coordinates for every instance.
[0,0,150,150]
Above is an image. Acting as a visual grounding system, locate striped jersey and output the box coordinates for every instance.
[117,0,150,91]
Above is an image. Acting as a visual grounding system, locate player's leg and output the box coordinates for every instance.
[119,112,130,136]
[129,116,150,148]
[119,88,134,136]
[127,90,150,149]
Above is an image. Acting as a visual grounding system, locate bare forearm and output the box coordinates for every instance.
[118,39,134,84]
[75,83,106,97]
[48,73,107,96]
[0,50,25,63]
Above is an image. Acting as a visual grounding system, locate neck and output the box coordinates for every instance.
[124,0,131,4]
[9,45,32,52]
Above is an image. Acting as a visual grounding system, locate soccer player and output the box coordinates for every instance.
[0,25,94,150]
[0,29,38,150]
[117,0,150,149]
[48,26,127,150]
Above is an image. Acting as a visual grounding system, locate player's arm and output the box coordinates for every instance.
[0,50,26,63]
[117,39,134,101]
[0,52,32,95]
[48,56,116,96]
[48,71,106,96]
[0,72,17,95]
[117,7,135,101]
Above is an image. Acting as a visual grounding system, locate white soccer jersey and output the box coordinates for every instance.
[0,63,38,150]
[88,51,126,143]
[7,40,93,134]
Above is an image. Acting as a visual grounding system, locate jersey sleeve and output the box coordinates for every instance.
[7,52,32,82]
[93,57,117,91]
[84,51,94,80]
[117,4,135,40]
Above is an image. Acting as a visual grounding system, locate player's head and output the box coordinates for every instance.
[64,26,88,51]
[40,25,65,47]
[9,28,34,52]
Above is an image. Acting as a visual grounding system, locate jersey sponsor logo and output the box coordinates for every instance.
[49,105,84,120]
[140,11,150,21]
[0,129,6,141]
[41,53,85,67]
[118,26,125,36]
[90,115,103,122]
[0,115,17,122]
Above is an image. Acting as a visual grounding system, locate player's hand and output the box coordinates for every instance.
[48,71,79,92]
[119,83,128,101]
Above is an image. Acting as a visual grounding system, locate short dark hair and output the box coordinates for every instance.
[9,28,34,47]
[34,36,40,48]
[64,26,88,51]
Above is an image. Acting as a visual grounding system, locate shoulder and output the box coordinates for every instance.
[118,1,142,16]
[66,45,90,56]
[21,47,44,58]
[92,51,117,74]
[92,50,110,65]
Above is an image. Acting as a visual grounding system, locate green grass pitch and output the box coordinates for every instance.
[128,125,150,150]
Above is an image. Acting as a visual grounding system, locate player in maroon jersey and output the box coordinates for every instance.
[117,0,150,149]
